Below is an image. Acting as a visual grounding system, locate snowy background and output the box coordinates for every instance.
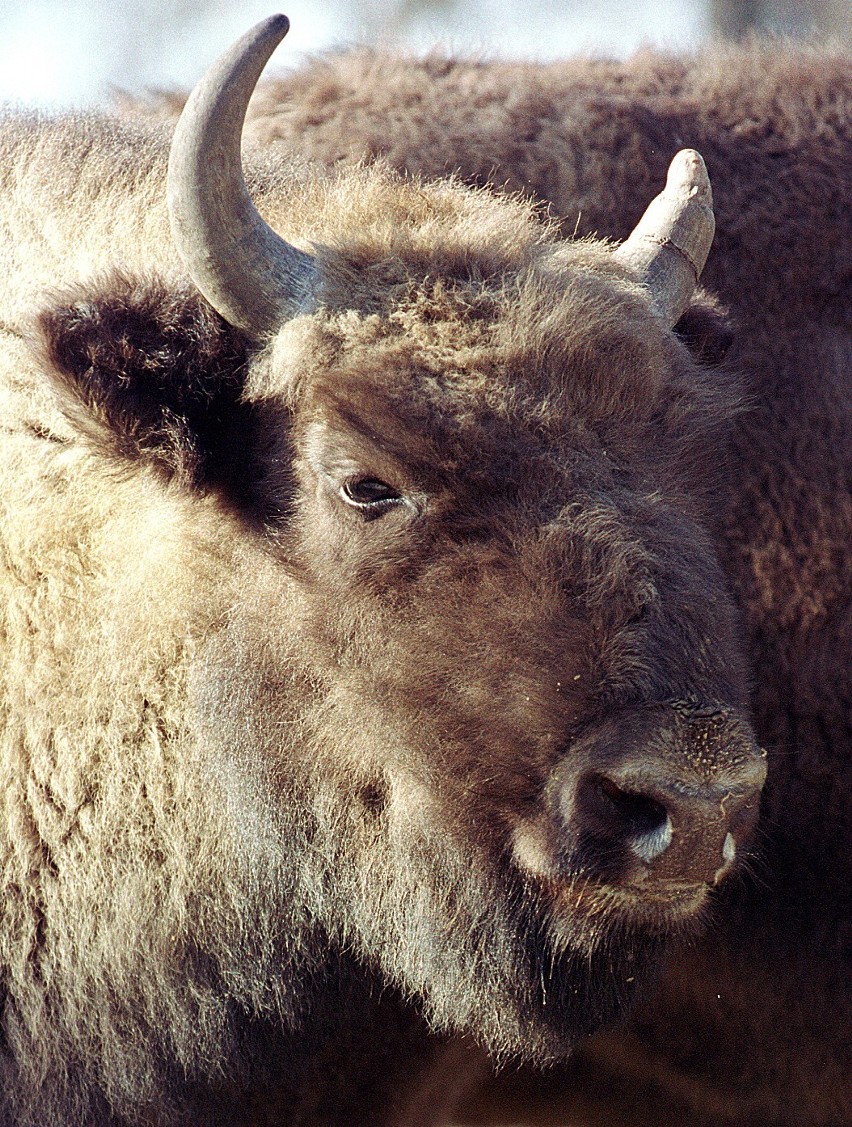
[0,0,847,110]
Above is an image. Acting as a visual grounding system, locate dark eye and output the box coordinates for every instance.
[340,477,403,513]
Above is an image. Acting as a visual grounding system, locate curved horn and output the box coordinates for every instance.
[613,149,715,328]
[167,14,316,336]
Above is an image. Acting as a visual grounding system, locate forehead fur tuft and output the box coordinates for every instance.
[250,241,664,440]
[241,161,738,520]
[255,161,558,285]
[246,163,668,417]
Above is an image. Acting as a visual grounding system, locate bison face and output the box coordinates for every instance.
[38,227,763,1062]
[33,15,765,1067]
[262,246,763,1058]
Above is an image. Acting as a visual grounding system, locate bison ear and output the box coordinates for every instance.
[672,290,734,367]
[37,276,293,523]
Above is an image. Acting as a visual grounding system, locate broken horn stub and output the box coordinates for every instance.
[167,14,317,337]
[613,149,716,329]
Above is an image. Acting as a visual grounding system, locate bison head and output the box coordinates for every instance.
[38,16,765,1064]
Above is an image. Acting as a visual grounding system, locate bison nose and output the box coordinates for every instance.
[564,755,765,888]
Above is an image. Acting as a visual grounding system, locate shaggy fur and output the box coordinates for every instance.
[151,37,852,1127]
[122,38,852,1127]
[0,101,767,1126]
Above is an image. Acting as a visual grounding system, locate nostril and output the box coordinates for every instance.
[593,775,674,864]
[595,775,670,838]
[713,831,738,885]
[630,815,674,863]
[556,715,766,891]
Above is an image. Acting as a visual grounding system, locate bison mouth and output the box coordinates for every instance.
[454,778,757,1063]
[506,701,765,957]
[541,871,715,936]
[510,812,728,944]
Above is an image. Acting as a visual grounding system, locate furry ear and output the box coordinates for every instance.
[673,290,734,367]
[37,275,294,524]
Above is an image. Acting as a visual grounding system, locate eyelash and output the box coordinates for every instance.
[340,477,404,515]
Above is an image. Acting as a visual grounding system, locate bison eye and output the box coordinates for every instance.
[340,476,403,514]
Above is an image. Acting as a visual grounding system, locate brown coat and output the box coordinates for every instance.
[0,34,847,1127]
[0,108,767,1125]
[144,38,852,1127]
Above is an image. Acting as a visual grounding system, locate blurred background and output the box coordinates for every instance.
[0,0,848,110]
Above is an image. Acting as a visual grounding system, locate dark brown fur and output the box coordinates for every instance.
[159,38,852,1127]
[123,35,847,1127]
[0,35,847,1127]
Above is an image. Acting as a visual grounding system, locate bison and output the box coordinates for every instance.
[0,15,838,1127]
[168,29,852,1127]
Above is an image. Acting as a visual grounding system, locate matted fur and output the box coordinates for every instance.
[157,37,852,1127]
[0,99,767,1127]
[1,35,847,1127]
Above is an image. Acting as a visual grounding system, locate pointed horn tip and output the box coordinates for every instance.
[264,13,290,39]
[216,13,288,73]
[168,12,317,336]
[666,149,712,205]
[237,13,291,60]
